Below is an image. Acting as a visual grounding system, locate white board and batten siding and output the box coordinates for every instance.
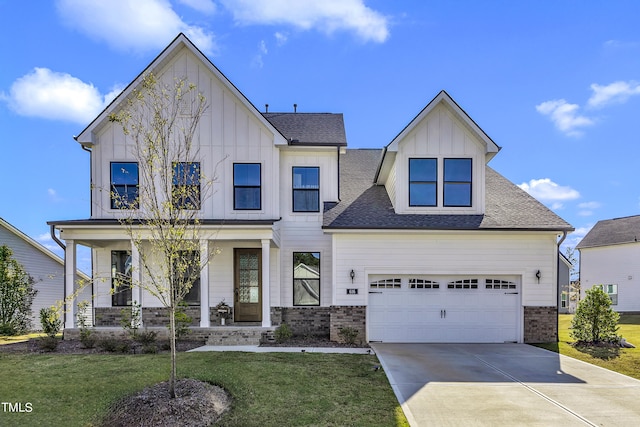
[92,47,283,222]
[331,231,559,343]
[580,243,640,312]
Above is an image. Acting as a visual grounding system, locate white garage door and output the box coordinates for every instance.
[368,276,520,343]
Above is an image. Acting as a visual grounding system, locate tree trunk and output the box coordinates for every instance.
[169,306,177,399]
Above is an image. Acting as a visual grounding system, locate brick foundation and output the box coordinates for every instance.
[330,306,366,345]
[524,306,557,343]
[272,307,331,337]
[95,306,231,327]
[94,307,125,327]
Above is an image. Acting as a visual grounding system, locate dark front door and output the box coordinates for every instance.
[234,248,262,322]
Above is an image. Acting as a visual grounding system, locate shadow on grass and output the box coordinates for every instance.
[574,343,620,360]
[618,314,640,325]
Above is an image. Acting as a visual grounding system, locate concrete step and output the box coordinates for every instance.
[205,326,275,346]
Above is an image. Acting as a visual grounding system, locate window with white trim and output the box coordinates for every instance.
[447,279,478,289]
[485,279,517,289]
[370,278,401,289]
[409,279,439,289]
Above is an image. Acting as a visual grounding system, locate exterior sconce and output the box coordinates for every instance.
[535,270,541,283]
[350,269,355,283]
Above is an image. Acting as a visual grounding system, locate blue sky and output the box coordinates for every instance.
[2,0,640,273]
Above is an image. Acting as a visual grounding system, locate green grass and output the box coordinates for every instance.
[0,350,408,427]
[534,314,640,380]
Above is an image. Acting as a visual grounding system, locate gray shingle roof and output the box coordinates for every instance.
[323,149,574,231]
[263,113,347,146]
[576,215,640,249]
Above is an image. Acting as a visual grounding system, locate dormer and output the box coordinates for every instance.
[374,91,500,215]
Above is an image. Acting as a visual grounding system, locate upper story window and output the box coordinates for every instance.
[444,158,472,207]
[292,167,320,212]
[111,162,139,209]
[172,162,201,209]
[409,158,437,206]
[234,163,261,210]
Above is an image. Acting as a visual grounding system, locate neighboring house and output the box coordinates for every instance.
[558,253,574,314]
[0,217,89,329]
[577,215,640,313]
[48,34,573,343]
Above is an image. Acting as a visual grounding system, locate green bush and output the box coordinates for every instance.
[338,327,360,345]
[173,302,193,339]
[0,245,37,335]
[40,307,61,338]
[77,301,95,348]
[275,323,293,343]
[98,338,120,353]
[38,336,59,352]
[142,344,158,354]
[571,286,620,343]
[134,329,157,346]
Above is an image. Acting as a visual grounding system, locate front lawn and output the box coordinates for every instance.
[534,314,640,380]
[0,350,408,426]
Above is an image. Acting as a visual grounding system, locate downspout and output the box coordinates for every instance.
[556,231,568,342]
[50,225,68,328]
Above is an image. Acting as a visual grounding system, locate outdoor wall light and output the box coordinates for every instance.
[535,270,541,283]
[350,269,355,283]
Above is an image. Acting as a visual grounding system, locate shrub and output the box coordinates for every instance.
[134,329,158,346]
[142,344,158,354]
[338,327,360,345]
[40,307,61,338]
[275,323,293,343]
[120,301,141,338]
[571,286,620,343]
[0,245,37,335]
[77,301,95,348]
[38,336,59,352]
[98,338,120,353]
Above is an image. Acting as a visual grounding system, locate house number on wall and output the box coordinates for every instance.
[346,289,358,295]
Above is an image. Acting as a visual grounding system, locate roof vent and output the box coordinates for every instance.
[293,103,297,113]
[265,103,269,113]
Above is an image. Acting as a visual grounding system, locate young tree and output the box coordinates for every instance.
[571,286,619,343]
[109,72,215,398]
[0,245,37,335]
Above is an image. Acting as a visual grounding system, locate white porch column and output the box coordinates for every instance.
[200,240,210,327]
[261,239,271,327]
[64,239,77,328]
[130,242,142,327]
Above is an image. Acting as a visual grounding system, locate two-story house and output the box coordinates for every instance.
[49,34,572,344]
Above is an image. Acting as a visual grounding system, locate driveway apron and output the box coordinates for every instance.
[372,343,640,427]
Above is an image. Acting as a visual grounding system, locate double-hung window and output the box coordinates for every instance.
[111,162,139,209]
[409,158,437,206]
[111,250,132,306]
[444,158,472,207]
[293,252,320,306]
[234,163,261,210]
[172,162,200,209]
[292,167,320,212]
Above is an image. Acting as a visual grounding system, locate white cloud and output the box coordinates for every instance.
[252,40,269,68]
[535,99,594,137]
[176,0,216,14]
[221,0,389,43]
[587,81,640,109]
[56,0,216,54]
[518,178,580,209]
[578,201,601,209]
[3,68,116,124]
[275,31,288,46]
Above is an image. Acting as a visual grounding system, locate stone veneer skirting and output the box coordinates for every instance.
[523,306,557,343]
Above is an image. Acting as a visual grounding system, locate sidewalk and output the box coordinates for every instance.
[188,345,374,354]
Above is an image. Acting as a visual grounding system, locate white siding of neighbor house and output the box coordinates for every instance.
[91,47,281,221]
[389,104,486,215]
[331,231,558,307]
[580,243,640,312]
[0,225,65,329]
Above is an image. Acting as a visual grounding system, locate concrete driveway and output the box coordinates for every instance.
[372,343,640,427]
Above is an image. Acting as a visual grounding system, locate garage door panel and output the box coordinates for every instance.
[368,276,520,343]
